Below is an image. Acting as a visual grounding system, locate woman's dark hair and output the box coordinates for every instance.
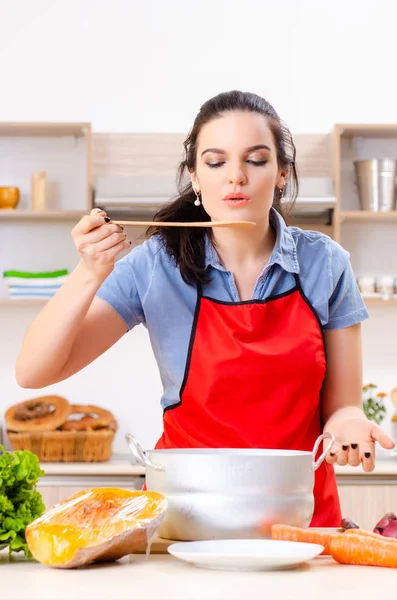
[146,90,298,285]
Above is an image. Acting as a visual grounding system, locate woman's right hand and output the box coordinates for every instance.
[72,208,131,280]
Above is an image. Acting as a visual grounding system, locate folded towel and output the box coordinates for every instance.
[3,269,69,279]
[8,293,56,299]
[8,286,62,294]
[6,277,68,287]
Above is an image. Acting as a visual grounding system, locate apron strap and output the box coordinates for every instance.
[293,272,325,338]
[197,281,203,300]
[293,272,301,290]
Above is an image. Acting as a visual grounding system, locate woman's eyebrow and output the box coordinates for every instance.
[201,144,271,157]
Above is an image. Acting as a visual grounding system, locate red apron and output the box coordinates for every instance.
[155,275,341,526]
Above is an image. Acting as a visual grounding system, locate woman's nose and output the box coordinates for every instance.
[227,164,248,186]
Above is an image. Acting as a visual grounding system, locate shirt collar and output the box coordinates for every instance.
[204,207,300,274]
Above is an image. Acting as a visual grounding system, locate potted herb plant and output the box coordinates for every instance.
[362,383,387,425]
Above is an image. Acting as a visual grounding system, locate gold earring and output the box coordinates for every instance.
[194,191,201,206]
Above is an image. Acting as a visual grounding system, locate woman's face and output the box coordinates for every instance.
[191,111,287,223]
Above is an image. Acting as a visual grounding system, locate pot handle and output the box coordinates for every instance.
[312,432,335,471]
[125,433,165,472]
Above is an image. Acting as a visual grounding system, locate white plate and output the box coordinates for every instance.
[167,539,324,571]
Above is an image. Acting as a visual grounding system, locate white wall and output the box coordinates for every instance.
[1,0,397,133]
[0,308,164,452]
[1,0,397,452]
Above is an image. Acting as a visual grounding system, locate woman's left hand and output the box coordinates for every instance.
[324,417,395,472]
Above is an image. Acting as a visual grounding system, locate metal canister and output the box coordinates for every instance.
[354,159,397,212]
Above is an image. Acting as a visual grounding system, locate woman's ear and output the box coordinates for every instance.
[277,169,288,189]
[189,170,200,194]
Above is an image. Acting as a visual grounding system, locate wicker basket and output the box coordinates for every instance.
[7,429,115,462]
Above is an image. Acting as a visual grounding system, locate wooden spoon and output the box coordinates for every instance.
[112,220,256,228]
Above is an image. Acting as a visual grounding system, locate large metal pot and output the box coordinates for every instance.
[126,433,334,541]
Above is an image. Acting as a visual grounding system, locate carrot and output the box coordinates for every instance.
[271,524,337,555]
[330,531,397,568]
[343,528,397,542]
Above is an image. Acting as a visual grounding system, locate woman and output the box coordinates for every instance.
[16,90,394,526]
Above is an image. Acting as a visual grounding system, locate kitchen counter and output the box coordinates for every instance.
[1,551,395,600]
[41,453,146,476]
[39,452,397,477]
[35,453,397,532]
[335,461,397,477]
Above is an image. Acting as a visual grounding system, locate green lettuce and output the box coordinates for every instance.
[0,445,45,558]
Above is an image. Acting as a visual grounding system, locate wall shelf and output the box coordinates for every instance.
[1,126,397,312]
[339,211,397,223]
[362,296,397,305]
[332,125,397,306]
[0,210,86,221]
[0,298,48,306]
[0,122,89,138]
[0,121,92,212]
[335,124,397,139]
[333,123,397,250]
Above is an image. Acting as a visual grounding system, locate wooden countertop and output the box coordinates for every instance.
[1,551,395,600]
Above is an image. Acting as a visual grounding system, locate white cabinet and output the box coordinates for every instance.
[337,478,397,531]
[35,471,397,534]
[37,475,145,509]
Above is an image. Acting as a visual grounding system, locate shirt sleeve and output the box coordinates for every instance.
[95,241,156,330]
[324,240,369,330]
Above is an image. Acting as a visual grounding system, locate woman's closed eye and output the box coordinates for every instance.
[247,160,267,166]
[206,160,268,169]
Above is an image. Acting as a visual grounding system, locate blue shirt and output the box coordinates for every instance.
[96,208,369,410]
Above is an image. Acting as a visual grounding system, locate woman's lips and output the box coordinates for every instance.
[222,193,251,207]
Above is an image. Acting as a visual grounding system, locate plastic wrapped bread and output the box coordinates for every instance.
[26,488,167,568]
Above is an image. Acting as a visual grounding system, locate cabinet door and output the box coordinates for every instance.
[37,486,88,509]
[37,477,143,510]
[338,484,397,530]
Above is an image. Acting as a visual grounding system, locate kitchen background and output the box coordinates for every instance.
[1,0,397,453]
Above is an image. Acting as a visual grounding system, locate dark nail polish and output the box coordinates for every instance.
[364,452,371,459]
[342,445,349,451]
[104,217,111,223]
[351,444,358,450]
